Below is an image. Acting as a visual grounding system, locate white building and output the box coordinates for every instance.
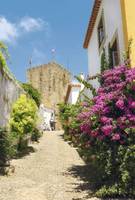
[65,83,81,104]
[83,0,130,88]
[39,104,55,130]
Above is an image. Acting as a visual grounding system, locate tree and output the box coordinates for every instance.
[22,83,41,107]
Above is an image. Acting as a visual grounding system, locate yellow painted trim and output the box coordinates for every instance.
[120,0,135,67]
[120,0,128,50]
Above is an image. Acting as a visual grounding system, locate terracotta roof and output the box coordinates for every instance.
[65,84,81,103]
[83,0,102,49]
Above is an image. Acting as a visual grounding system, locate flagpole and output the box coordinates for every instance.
[51,49,56,61]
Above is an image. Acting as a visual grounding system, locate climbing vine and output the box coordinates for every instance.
[100,48,108,73]
[22,83,41,107]
[0,41,18,83]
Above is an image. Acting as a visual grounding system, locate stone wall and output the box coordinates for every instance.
[27,62,71,129]
[0,65,24,127]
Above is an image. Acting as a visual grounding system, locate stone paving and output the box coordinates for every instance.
[0,131,95,200]
[0,131,132,200]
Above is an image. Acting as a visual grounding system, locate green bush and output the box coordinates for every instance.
[95,185,119,198]
[31,128,42,142]
[59,101,135,198]
[58,102,83,140]
[22,83,41,107]
[0,127,10,166]
[0,127,17,174]
[10,94,38,151]
[119,145,135,196]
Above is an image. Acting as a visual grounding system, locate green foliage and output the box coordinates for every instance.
[101,39,133,71]
[75,126,135,198]
[59,67,135,198]
[10,94,38,151]
[100,48,108,73]
[0,41,19,84]
[0,128,15,167]
[0,41,10,72]
[0,41,9,61]
[59,103,83,124]
[58,103,82,140]
[95,185,119,198]
[123,38,133,67]
[0,127,10,166]
[75,75,97,96]
[0,48,10,74]
[119,145,135,196]
[94,144,135,198]
[108,43,113,69]
[0,52,6,69]
[31,128,42,142]
[22,83,41,107]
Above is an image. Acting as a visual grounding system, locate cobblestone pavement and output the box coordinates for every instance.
[0,131,96,200]
[0,131,132,200]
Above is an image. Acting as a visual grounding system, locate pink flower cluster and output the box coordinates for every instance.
[78,65,135,144]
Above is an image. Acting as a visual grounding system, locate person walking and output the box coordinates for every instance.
[49,113,55,131]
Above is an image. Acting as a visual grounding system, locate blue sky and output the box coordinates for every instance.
[0,0,94,82]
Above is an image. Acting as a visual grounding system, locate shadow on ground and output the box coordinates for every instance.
[66,164,95,199]
[58,133,74,145]
[15,146,36,159]
[66,164,132,200]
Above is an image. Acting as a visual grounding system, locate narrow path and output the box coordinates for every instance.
[0,131,96,200]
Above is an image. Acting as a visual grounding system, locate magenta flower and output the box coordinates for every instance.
[130,101,135,109]
[80,123,91,133]
[101,125,113,136]
[100,117,112,124]
[132,85,135,91]
[102,106,110,114]
[91,130,98,137]
[112,134,121,141]
[116,99,125,110]
[75,65,135,144]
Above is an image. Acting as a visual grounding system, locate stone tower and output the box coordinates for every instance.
[27,62,71,129]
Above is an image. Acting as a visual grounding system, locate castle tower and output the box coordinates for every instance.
[27,62,71,129]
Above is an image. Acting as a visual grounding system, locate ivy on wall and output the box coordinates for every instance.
[22,83,41,107]
[100,48,108,73]
[108,43,113,69]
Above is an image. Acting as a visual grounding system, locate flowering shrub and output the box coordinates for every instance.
[61,65,135,197]
[79,65,135,144]
[59,103,83,142]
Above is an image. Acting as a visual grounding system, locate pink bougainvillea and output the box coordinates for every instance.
[78,65,135,144]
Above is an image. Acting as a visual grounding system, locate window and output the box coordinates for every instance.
[110,38,119,67]
[97,15,105,48]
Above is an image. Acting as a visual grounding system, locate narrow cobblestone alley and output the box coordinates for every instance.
[0,131,96,200]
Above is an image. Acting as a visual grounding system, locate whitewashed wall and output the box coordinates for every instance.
[87,0,125,88]
[79,87,93,102]
[67,87,81,104]
[0,65,24,127]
